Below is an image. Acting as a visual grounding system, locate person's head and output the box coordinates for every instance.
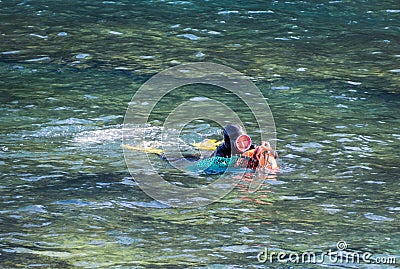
[223,124,252,154]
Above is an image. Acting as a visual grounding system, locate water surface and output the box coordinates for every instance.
[0,0,399,268]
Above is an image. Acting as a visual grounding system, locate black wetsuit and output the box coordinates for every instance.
[214,143,255,158]
[214,124,255,157]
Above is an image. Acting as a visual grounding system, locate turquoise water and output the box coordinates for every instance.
[1,0,399,268]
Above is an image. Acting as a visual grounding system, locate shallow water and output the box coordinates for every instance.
[1,0,399,268]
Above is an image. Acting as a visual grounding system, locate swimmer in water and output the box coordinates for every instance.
[212,124,279,171]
